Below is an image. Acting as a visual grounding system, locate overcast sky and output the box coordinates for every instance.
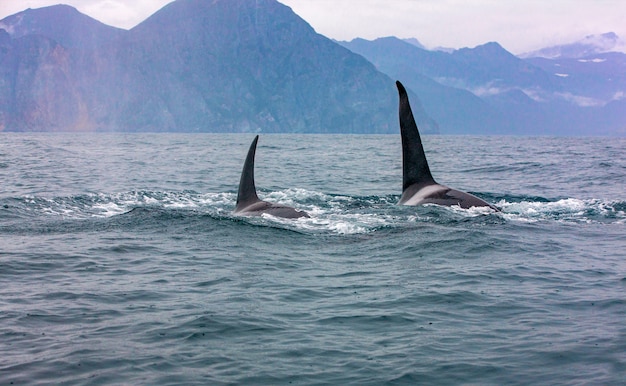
[1,0,625,54]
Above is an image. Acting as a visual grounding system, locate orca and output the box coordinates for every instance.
[396,81,499,211]
[234,135,310,218]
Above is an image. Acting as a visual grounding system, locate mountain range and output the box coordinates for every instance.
[0,0,624,135]
[340,36,626,135]
[0,0,436,133]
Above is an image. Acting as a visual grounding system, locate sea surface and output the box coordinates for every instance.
[1,133,625,385]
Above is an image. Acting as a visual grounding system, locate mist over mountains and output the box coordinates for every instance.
[1,0,624,135]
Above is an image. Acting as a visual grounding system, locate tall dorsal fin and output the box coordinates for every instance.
[236,135,261,211]
[396,81,436,190]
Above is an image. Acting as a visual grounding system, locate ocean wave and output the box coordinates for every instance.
[1,190,623,236]
[499,197,626,224]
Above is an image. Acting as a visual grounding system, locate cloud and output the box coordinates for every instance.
[281,0,626,54]
[562,89,626,106]
[556,92,604,107]
[470,83,509,97]
[612,91,625,101]
[520,88,547,102]
[2,0,626,53]
[80,0,172,29]
[0,0,172,29]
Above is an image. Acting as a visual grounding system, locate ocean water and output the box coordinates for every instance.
[1,133,625,385]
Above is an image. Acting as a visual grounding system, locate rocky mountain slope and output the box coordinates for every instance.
[0,0,437,133]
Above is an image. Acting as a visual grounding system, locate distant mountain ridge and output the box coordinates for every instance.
[0,0,437,133]
[340,34,626,135]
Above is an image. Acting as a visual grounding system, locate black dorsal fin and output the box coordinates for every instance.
[235,135,261,211]
[396,81,436,190]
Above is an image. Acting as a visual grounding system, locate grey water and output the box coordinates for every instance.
[1,133,625,385]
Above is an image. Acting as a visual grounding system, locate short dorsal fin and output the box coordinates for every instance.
[396,81,436,190]
[235,135,260,211]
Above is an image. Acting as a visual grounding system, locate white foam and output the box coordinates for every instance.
[92,201,128,217]
[498,198,624,224]
[20,189,624,231]
[294,215,370,235]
